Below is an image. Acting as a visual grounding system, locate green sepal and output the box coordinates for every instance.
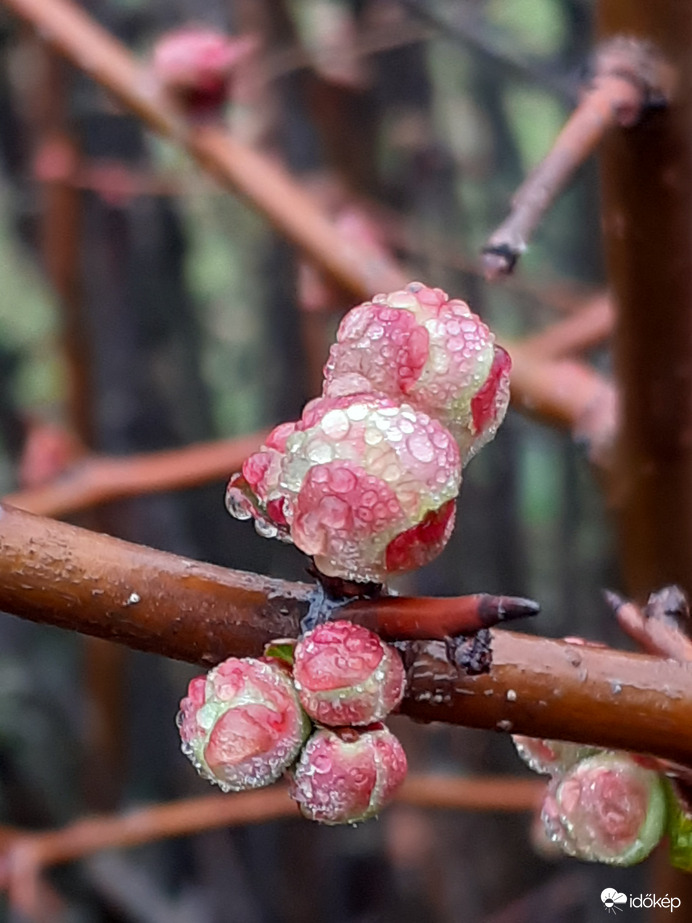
[664,778,692,872]
[263,639,297,667]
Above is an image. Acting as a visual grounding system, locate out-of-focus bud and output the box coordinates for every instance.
[541,752,666,866]
[177,657,310,792]
[512,735,599,776]
[293,620,405,726]
[151,28,257,117]
[289,724,407,824]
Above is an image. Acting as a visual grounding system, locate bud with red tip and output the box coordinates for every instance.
[227,392,460,583]
[151,28,256,118]
[289,724,408,824]
[293,620,406,726]
[323,282,510,463]
[177,657,311,792]
[541,752,666,866]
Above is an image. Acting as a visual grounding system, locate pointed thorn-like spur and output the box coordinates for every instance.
[477,594,541,625]
[344,593,540,643]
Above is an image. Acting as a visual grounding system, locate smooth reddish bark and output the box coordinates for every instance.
[2,504,692,764]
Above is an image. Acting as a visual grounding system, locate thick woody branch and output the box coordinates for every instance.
[1,504,692,764]
[482,39,669,280]
[4,431,269,518]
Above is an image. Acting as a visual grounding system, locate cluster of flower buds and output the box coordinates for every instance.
[178,620,408,824]
[226,283,510,584]
[513,735,667,866]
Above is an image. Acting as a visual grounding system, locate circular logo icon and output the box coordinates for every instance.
[601,888,627,913]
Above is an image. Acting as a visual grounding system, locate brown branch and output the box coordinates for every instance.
[482,39,668,279]
[507,347,618,466]
[519,293,614,359]
[3,430,269,518]
[607,588,692,662]
[2,351,616,519]
[376,205,604,315]
[0,775,542,882]
[397,774,543,812]
[2,504,692,764]
[0,774,541,913]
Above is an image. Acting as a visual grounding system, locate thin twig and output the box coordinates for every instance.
[2,350,616,521]
[264,17,433,83]
[606,588,692,662]
[377,206,605,315]
[482,39,670,279]
[3,430,269,518]
[395,0,577,102]
[507,348,618,466]
[0,775,543,881]
[519,293,613,359]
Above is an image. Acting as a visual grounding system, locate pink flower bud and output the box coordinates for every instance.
[323,282,510,462]
[293,620,405,726]
[177,657,311,792]
[541,753,665,866]
[151,28,256,116]
[289,724,407,824]
[512,735,598,775]
[227,392,460,583]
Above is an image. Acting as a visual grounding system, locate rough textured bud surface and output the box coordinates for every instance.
[227,392,460,582]
[512,735,598,776]
[324,282,510,462]
[541,753,665,866]
[177,657,310,792]
[290,724,407,824]
[293,620,405,726]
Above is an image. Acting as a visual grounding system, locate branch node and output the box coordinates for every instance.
[481,37,673,280]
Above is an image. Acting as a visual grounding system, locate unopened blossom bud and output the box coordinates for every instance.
[293,620,405,726]
[177,657,310,792]
[323,282,510,462]
[151,28,256,117]
[512,735,598,775]
[227,392,460,583]
[289,724,407,824]
[541,753,666,866]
